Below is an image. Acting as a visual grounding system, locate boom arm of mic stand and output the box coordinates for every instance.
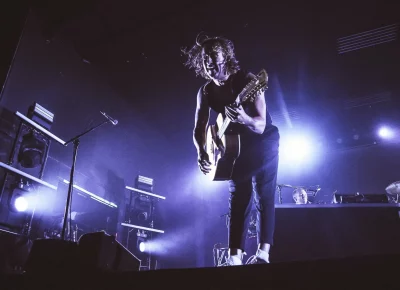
[60,119,112,241]
[64,120,110,146]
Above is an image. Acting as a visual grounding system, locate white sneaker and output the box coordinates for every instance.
[245,249,270,265]
[220,255,243,266]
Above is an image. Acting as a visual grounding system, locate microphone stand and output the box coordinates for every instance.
[61,120,111,241]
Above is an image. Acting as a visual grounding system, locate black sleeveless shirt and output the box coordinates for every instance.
[204,70,279,150]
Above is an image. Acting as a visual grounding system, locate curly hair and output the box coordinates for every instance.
[182,33,240,80]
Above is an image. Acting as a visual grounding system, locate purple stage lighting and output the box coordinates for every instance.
[281,135,312,162]
[14,196,28,212]
[378,126,395,139]
[139,241,146,252]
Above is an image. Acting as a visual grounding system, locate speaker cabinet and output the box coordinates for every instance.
[25,232,141,274]
[78,231,141,272]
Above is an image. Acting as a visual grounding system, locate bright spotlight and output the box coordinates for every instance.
[14,196,28,212]
[378,126,394,139]
[9,183,32,213]
[139,241,146,252]
[281,136,312,162]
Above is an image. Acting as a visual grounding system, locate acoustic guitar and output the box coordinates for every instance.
[205,69,268,181]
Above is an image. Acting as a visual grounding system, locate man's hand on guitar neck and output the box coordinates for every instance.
[225,89,267,135]
[225,103,249,125]
[198,150,212,175]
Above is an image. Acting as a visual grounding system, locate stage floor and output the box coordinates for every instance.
[2,253,400,290]
[1,203,400,288]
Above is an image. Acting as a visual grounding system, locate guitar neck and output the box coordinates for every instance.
[217,70,266,139]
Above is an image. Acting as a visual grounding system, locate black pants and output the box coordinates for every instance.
[228,128,279,251]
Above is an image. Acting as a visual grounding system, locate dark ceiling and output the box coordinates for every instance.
[30,0,399,65]
[2,0,400,148]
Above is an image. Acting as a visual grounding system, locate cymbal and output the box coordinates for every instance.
[278,184,296,188]
[278,184,320,190]
[386,181,400,195]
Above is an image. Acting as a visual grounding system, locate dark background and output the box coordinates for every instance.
[0,0,399,268]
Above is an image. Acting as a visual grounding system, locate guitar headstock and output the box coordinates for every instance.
[240,69,269,103]
[256,69,268,85]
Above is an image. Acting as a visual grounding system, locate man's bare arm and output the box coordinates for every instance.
[225,72,267,134]
[241,89,266,134]
[193,86,210,154]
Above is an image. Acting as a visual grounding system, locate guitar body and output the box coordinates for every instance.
[204,69,269,181]
[206,114,240,181]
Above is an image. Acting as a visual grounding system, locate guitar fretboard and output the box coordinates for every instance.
[218,76,260,139]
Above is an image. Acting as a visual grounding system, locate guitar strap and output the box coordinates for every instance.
[202,80,212,98]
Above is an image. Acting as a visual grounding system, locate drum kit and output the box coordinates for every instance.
[276,184,321,204]
[385,181,400,203]
[276,181,400,204]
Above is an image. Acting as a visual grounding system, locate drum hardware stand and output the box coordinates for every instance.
[213,244,229,267]
[388,194,399,203]
[276,185,283,204]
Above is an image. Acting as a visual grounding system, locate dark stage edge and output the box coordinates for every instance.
[2,253,400,290]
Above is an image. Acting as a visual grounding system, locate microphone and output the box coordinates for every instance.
[100,111,118,125]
